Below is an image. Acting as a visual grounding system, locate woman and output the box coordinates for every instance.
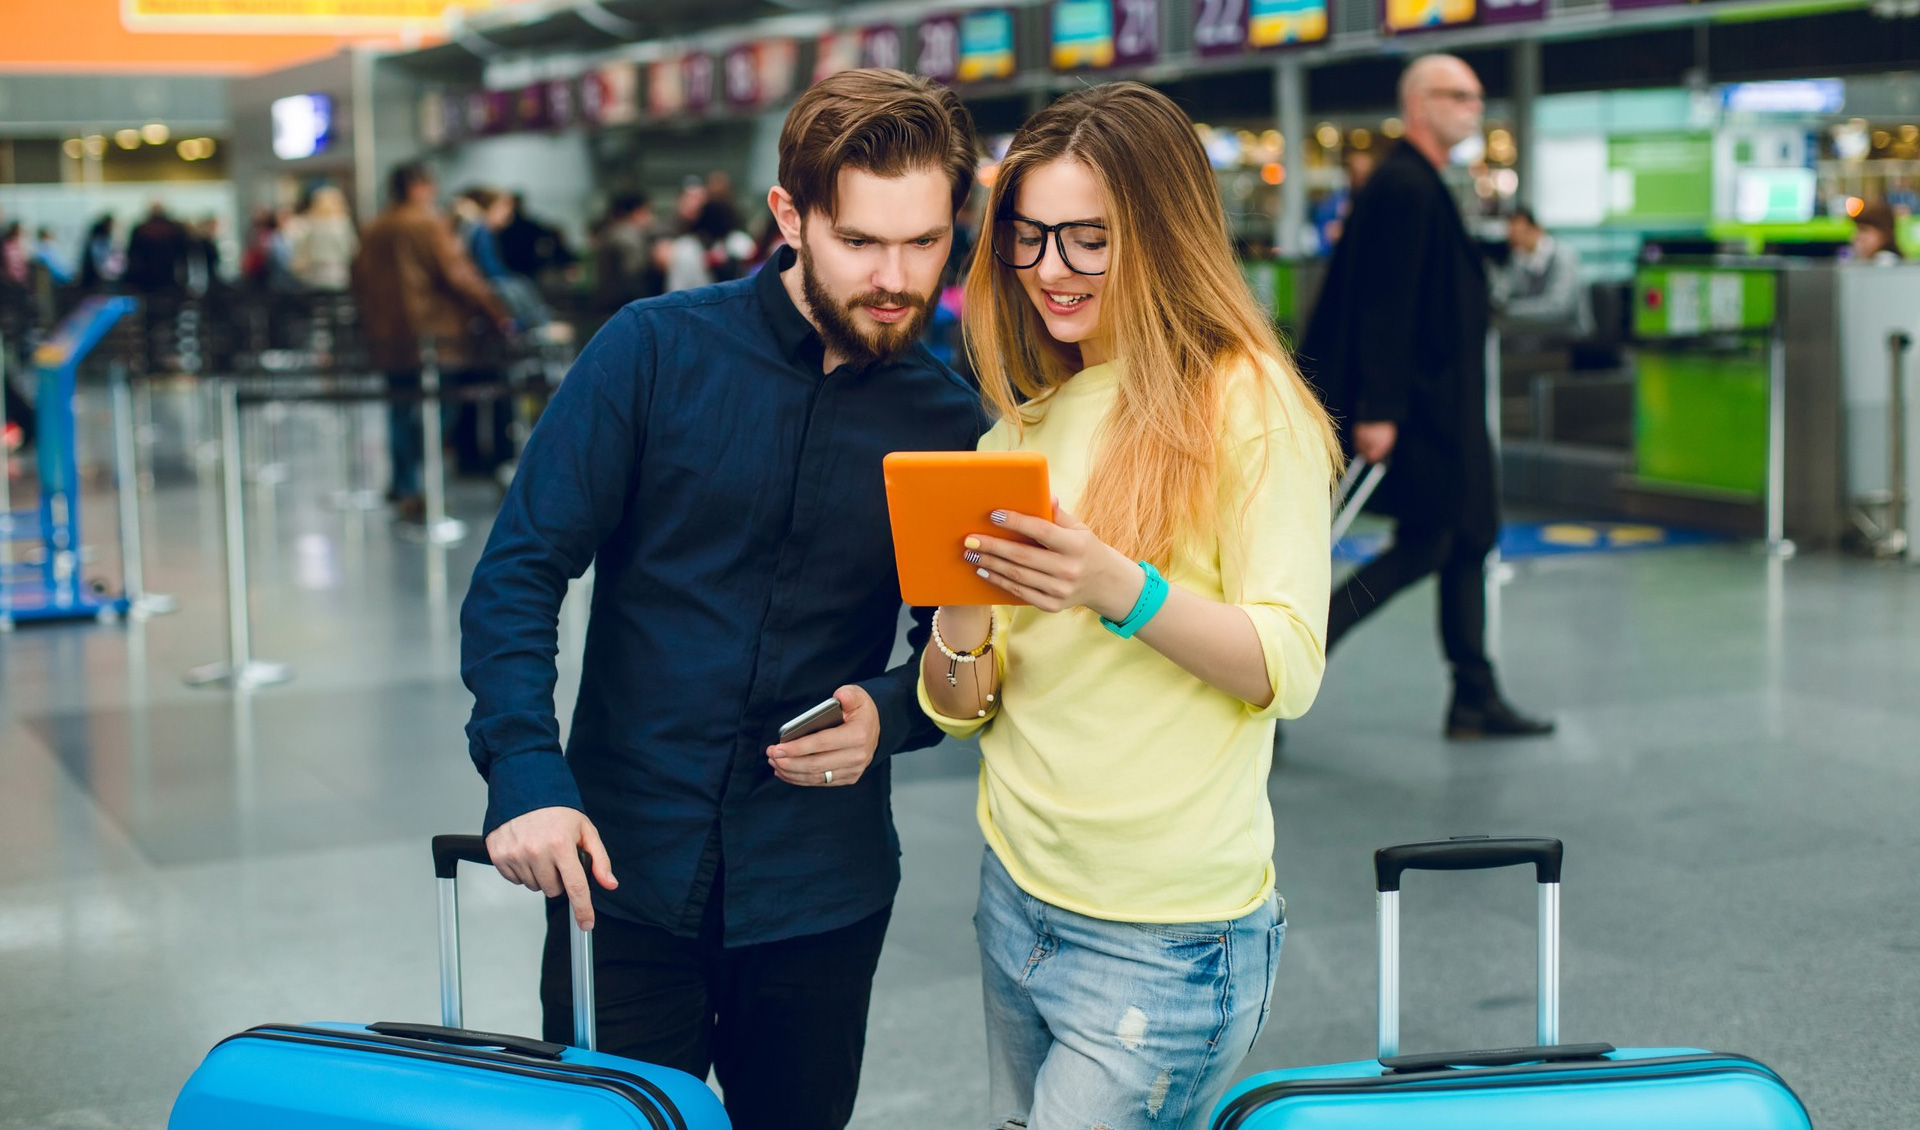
[1850,201,1905,264]
[917,83,1340,1130]
[292,185,358,291]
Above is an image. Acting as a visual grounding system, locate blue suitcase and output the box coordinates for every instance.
[1211,837,1812,1130]
[168,836,731,1129]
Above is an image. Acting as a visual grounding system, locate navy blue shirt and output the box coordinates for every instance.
[461,247,984,946]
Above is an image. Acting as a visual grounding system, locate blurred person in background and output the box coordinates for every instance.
[1496,206,1590,337]
[126,203,192,295]
[499,192,577,284]
[660,178,715,293]
[2,223,30,287]
[593,192,661,314]
[292,185,358,291]
[31,228,73,287]
[1303,53,1554,741]
[1850,201,1905,264]
[239,208,297,293]
[1,222,27,285]
[78,215,121,290]
[351,162,510,520]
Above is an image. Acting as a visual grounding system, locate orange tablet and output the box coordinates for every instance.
[883,451,1051,607]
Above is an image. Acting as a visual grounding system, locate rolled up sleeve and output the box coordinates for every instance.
[1222,378,1334,721]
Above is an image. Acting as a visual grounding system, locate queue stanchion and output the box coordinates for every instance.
[331,399,383,512]
[1764,329,1796,559]
[110,365,178,619]
[414,338,467,547]
[1,331,13,634]
[185,379,291,691]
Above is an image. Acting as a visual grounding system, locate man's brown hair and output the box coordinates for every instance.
[778,68,978,220]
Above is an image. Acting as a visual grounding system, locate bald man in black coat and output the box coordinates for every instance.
[1303,55,1552,740]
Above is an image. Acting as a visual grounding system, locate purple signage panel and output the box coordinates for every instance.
[862,23,906,70]
[683,53,715,115]
[1112,0,1160,66]
[723,44,760,108]
[1479,0,1544,23]
[1193,0,1249,57]
[916,14,961,82]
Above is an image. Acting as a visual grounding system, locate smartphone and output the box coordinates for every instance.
[778,697,844,744]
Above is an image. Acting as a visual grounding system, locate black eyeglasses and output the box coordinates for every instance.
[991,216,1110,276]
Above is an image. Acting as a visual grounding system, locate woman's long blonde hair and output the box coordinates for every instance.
[964,82,1340,569]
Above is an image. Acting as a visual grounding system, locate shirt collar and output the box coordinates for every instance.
[755,244,825,367]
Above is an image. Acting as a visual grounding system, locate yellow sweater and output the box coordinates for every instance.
[918,358,1333,925]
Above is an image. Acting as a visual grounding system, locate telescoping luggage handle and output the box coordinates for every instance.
[1374,836,1564,1062]
[432,834,597,1053]
[1332,458,1386,544]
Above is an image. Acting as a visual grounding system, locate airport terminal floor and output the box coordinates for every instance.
[0,389,1915,1128]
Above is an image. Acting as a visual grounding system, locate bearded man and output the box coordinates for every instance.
[459,69,982,1130]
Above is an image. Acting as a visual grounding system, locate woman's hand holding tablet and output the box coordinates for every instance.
[882,451,1051,606]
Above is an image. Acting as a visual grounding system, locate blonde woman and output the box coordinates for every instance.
[918,83,1340,1130]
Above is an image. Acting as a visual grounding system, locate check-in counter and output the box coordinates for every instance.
[1622,257,1917,555]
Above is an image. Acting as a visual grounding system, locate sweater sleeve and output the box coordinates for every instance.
[1219,363,1334,721]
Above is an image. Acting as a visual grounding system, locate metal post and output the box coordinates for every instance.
[571,918,597,1052]
[1377,889,1400,1059]
[1765,330,1796,558]
[185,381,292,690]
[1486,328,1509,655]
[437,876,463,1029]
[415,338,468,546]
[1275,59,1309,258]
[110,369,177,619]
[1537,882,1560,1046]
[1887,332,1910,559]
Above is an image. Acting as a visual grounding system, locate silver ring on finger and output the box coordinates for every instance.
[823,769,834,786]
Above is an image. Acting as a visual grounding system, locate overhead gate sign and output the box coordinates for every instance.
[122,0,514,33]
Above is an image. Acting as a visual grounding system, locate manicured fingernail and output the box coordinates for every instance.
[977,568,990,579]
[964,536,981,550]
[964,550,981,564]
[990,511,1008,525]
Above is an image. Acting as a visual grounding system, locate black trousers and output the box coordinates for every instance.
[1328,518,1495,682]
[540,896,893,1130]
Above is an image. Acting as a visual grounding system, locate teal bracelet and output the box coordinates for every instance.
[1100,562,1169,640]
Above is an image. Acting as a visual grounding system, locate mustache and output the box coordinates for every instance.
[848,289,930,314]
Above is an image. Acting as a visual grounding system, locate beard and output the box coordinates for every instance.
[797,237,933,369]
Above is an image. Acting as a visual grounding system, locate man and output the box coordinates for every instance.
[1303,54,1553,739]
[123,203,191,294]
[592,192,660,314]
[462,69,981,1130]
[350,163,508,520]
[1498,206,1590,337]
[498,192,576,282]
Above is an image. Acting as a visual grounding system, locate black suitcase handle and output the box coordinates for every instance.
[1381,1043,1615,1074]
[366,1022,566,1061]
[433,834,491,879]
[1374,835,1563,893]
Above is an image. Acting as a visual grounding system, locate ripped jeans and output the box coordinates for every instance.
[976,849,1285,1130]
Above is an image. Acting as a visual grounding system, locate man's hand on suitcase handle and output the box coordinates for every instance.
[485,807,618,931]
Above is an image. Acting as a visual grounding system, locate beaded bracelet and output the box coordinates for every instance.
[931,607,997,718]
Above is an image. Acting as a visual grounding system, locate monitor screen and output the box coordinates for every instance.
[272,93,333,161]
[1734,168,1816,224]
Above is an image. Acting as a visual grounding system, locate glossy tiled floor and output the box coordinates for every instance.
[1,389,1915,1128]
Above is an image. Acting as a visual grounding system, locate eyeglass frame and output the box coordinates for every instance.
[990,215,1111,277]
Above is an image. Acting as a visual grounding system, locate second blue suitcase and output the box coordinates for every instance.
[1211,837,1812,1130]
[168,835,731,1129]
